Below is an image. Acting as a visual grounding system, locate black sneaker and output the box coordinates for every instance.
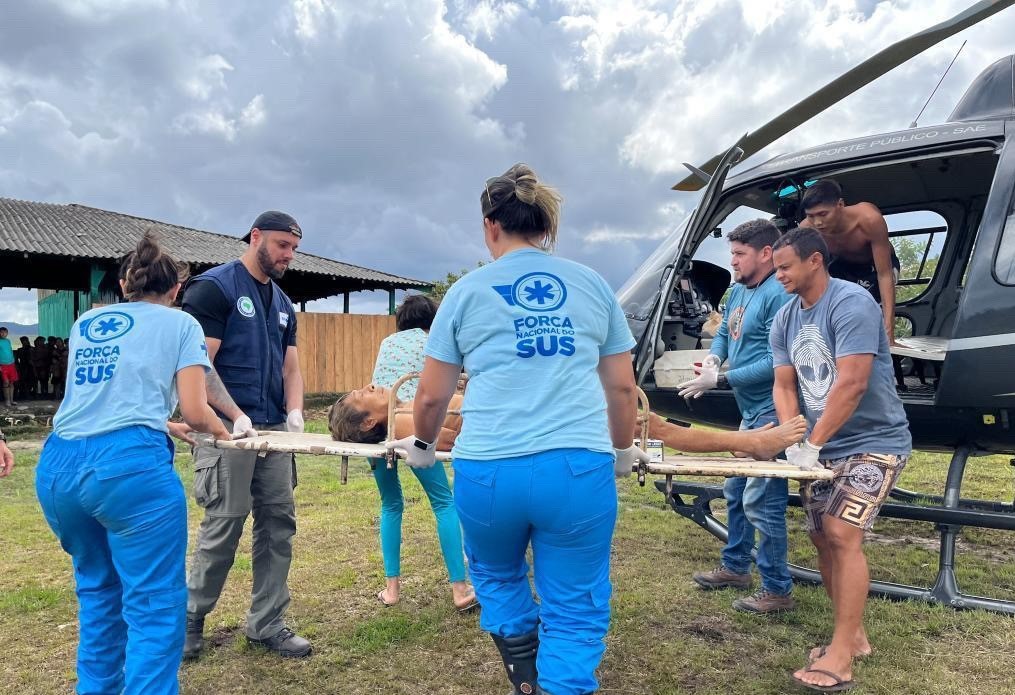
[246,627,312,658]
[183,614,205,660]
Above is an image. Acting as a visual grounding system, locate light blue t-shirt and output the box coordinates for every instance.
[372,328,427,400]
[770,279,911,460]
[425,248,636,460]
[54,302,211,439]
[710,272,792,427]
[0,337,13,365]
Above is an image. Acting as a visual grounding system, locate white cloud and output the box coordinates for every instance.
[182,54,233,100]
[240,94,267,128]
[1,0,1013,302]
[454,0,525,41]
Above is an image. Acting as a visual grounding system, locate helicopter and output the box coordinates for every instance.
[617,0,1015,614]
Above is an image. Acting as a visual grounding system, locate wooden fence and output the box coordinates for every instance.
[296,313,396,394]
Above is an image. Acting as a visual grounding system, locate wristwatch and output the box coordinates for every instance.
[716,373,729,390]
[412,437,435,451]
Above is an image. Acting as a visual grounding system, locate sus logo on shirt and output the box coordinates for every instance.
[498,274,576,359]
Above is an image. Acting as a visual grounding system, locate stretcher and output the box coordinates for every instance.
[213,373,833,486]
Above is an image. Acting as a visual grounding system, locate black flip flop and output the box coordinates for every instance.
[791,667,856,693]
[376,590,397,607]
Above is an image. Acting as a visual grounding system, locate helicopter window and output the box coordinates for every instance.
[994,196,1015,286]
[884,210,948,304]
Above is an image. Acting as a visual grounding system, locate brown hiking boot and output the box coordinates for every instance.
[692,565,752,591]
[732,589,796,614]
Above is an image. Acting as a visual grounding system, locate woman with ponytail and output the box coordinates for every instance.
[385,164,648,695]
[35,231,230,695]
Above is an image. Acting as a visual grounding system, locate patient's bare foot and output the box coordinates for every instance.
[452,581,478,612]
[745,415,807,460]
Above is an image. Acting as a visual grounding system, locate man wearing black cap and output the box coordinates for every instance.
[182,211,310,659]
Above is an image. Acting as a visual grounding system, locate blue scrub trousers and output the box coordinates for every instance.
[453,448,616,695]
[370,458,467,582]
[35,426,188,695]
[720,413,792,596]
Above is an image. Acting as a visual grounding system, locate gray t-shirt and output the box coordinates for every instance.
[771,278,911,460]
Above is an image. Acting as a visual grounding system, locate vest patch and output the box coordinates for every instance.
[237,296,256,318]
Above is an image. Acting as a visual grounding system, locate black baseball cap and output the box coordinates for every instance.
[242,210,302,243]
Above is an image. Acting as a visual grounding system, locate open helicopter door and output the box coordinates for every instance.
[631,139,745,387]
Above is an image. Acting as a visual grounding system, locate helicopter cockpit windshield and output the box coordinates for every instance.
[616,212,693,335]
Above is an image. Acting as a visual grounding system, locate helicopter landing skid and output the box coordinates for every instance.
[657,446,1015,615]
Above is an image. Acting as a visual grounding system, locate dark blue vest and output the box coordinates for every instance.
[193,260,295,424]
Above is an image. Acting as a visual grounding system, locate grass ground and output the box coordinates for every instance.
[2,417,1015,694]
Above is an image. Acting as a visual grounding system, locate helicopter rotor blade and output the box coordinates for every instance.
[673,0,1015,191]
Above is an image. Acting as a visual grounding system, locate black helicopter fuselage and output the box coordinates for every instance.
[622,57,1015,454]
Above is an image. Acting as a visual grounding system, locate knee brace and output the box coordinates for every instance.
[491,629,539,695]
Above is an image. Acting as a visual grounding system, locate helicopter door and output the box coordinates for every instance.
[633,139,745,385]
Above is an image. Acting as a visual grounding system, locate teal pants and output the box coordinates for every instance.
[370,459,466,582]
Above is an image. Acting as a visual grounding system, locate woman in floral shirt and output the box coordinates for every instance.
[370,295,475,611]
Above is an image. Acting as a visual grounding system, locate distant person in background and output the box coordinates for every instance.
[0,424,12,478]
[0,327,17,406]
[32,336,52,398]
[51,337,69,399]
[15,336,35,399]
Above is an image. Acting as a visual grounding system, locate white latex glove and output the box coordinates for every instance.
[613,444,651,478]
[286,410,305,433]
[677,354,721,399]
[384,434,437,469]
[785,439,824,471]
[232,414,258,439]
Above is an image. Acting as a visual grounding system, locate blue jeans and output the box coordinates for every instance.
[370,458,467,582]
[454,448,616,695]
[35,426,187,695]
[720,414,792,596]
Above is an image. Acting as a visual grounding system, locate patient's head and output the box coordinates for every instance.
[328,383,392,443]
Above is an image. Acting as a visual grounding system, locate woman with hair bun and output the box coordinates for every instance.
[35,231,230,695]
[385,163,648,695]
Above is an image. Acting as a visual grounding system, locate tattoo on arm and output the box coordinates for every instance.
[206,368,241,420]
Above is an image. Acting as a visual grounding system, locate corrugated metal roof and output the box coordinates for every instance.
[0,197,429,289]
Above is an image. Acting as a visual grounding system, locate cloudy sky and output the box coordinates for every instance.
[1,0,1012,323]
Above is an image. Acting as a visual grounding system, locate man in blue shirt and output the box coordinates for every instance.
[677,219,795,614]
[0,327,17,407]
[771,227,911,693]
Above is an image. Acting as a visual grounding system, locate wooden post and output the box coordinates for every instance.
[388,289,396,315]
[299,301,306,312]
[343,292,350,314]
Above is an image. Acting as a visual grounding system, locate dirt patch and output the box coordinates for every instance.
[208,625,241,648]
[865,530,1015,563]
[681,614,735,643]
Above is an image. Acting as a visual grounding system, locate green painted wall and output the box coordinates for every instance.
[37,265,117,338]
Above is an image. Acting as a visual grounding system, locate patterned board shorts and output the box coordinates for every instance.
[801,453,908,533]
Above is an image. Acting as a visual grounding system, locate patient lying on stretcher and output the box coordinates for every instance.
[328,384,462,450]
[329,383,807,461]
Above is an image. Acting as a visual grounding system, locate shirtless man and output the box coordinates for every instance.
[799,179,899,344]
[331,382,807,461]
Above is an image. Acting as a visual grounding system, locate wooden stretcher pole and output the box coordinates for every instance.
[635,387,651,487]
[385,371,421,469]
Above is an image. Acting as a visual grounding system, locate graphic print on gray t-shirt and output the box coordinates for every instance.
[771,279,912,460]
[791,324,837,412]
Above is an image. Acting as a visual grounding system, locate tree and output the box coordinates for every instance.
[426,262,486,303]
[892,236,940,337]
